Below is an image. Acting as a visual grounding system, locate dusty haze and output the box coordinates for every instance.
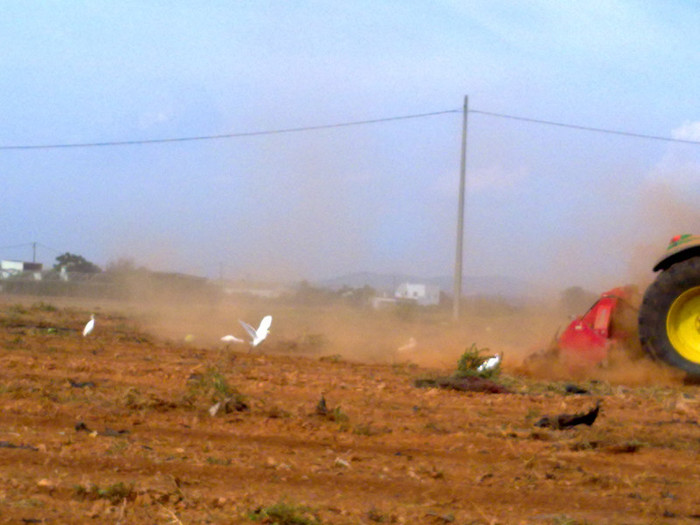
[12,275,682,388]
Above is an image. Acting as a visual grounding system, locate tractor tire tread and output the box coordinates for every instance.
[638,257,700,378]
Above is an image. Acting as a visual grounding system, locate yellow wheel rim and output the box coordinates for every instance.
[667,286,700,364]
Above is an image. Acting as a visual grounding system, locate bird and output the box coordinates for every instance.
[477,353,502,372]
[315,395,329,416]
[239,315,272,347]
[535,400,601,430]
[221,334,244,345]
[397,337,417,353]
[82,314,95,337]
[565,383,590,395]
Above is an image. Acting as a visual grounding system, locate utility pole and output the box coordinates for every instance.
[32,242,37,263]
[453,96,468,321]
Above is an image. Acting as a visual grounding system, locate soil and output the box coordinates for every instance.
[0,297,699,524]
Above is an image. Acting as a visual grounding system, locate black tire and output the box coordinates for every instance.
[638,257,700,379]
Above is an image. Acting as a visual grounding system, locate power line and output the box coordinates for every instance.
[469,109,700,145]
[0,242,61,258]
[0,242,34,251]
[0,106,699,150]
[36,242,62,253]
[0,110,461,151]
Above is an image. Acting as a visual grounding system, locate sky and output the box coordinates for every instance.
[1,1,699,292]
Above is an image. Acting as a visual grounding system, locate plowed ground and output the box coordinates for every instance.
[0,298,699,524]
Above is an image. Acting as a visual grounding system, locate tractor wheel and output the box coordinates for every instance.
[639,257,700,379]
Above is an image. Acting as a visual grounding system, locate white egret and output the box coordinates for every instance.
[397,337,417,353]
[82,314,95,337]
[239,315,272,347]
[477,353,502,372]
[221,334,244,344]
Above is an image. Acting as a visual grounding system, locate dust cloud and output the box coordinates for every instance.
[132,294,571,377]
[625,183,700,283]
[125,290,685,387]
[4,264,686,387]
[110,235,685,388]
[19,176,695,388]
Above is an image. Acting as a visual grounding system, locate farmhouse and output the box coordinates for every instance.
[0,260,43,280]
[394,282,440,306]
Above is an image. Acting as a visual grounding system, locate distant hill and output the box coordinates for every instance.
[315,272,533,298]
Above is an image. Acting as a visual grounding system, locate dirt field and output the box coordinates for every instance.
[0,296,698,524]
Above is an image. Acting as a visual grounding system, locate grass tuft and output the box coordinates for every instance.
[455,343,500,379]
[74,481,136,505]
[247,500,321,524]
[185,366,249,412]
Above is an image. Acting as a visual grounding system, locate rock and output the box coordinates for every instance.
[334,457,350,468]
[37,478,55,489]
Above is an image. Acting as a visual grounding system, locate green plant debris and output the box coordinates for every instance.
[206,456,232,466]
[185,367,249,412]
[247,500,321,525]
[32,301,57,312]
[74,481,136,505]
[456,343,500,379]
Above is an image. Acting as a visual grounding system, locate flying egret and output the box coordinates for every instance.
[221,334,244,345]
[397,337,417,353]
[239,315,272,347]
[477,353,502,372]
[82,314,95,337]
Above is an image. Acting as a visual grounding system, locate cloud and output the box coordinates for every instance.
[138,110,172,130]
[672,120,700,141]
[647,121,700,190]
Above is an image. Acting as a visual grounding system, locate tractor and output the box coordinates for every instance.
[558,234,700,380]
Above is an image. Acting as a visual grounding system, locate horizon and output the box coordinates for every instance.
[0,252,578,300]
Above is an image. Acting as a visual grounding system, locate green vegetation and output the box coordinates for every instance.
[456,343,500,379]
[206,456,232,466]
[414,343,509,393]
[106,439,129,455]
[32,301,57,312]
[551,516,594,525]
[7,304,28,315]
[188,367,237,402]
[329,406,349,423]
[184,366,249,412]
[318,354,343,363]
[54,252,102,273]
[14,498,45,509]
[74,482,136,505]
[247,501,321,525]
[352,423,391,436]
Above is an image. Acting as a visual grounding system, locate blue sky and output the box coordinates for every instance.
[1,1,699,291]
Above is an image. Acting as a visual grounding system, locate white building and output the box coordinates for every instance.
[0,260,43,280]
[394,282,440,306]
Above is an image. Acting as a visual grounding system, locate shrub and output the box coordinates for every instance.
[248,501,321,525]
[456,343,500,379]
